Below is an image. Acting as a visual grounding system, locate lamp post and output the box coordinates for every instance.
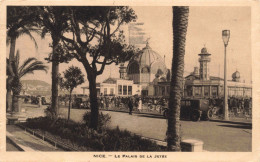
[222,30,230,120]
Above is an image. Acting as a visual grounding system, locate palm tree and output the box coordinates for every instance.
[7,50,48,112]
[7,6,40,111]
[167,6,189,151]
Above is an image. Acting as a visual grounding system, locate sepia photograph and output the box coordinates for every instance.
[1,1,260,161]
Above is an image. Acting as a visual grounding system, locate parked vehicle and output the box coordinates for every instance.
[162,99,211,121]
[72,97,90,109]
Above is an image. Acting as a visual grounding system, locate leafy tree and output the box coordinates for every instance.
[61,6,137,129]
[7,50,48,112]
[37,6,70,118]
[59,66,84,121]
[7,6,40,111]
[167,6,189,151]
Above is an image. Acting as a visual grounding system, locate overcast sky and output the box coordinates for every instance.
[9,6,251,93]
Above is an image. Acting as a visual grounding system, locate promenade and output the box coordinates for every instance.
[6,124,62,151]
[6,103,252,152]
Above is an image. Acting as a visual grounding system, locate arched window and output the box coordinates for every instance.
[128,62,139,74]
[141,66,150,73]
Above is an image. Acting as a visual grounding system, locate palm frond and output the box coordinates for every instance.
[19,60,48,78]
[20,27,39,49]
[18,57,37,74]
[19,64,48,78]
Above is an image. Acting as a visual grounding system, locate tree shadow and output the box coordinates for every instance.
[209,119,252,126]
[217,124,252,129]
[137,114,166,119]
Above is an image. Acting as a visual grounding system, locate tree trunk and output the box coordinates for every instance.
[51,36,60,118]
[6,82,12,112]
[68,89,72,121]
[167,6,189,151]
[87,71,99,130]
[12,92,19,112]
[7,37,16,112]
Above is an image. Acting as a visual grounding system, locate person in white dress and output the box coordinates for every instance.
[138,98,142,113]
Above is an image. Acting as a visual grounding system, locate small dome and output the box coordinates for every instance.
[232,71,240,82]
[201,47,208,54]
[232,71,240,78]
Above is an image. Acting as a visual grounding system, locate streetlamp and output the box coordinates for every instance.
[222,30,230,120]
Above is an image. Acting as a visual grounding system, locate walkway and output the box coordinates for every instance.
[6,125,62,151]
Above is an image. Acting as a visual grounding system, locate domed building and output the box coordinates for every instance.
[127,42,167,84]
[126,42,167,95]
[183,46,252,99]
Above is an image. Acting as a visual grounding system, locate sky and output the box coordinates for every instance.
[9,6,251,93]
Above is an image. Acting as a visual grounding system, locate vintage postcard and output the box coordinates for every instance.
[0,0,260,161]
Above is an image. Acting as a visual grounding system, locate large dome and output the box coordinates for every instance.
[127,42,167,85]
[127,43,167,75]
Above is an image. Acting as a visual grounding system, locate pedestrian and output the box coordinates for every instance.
[105,97,109,110]
[138,97,142,113]
[128,97,133,115]
[100,97,104,109]
[38,97,42,108]
[244,99,249,115]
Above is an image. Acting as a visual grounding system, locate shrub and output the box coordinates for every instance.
[82,112,111,131]
[23,117,162,151]
[44,106,56,119]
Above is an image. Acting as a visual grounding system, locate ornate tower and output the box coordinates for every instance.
[198,47,211,80]
[119,63,127,79]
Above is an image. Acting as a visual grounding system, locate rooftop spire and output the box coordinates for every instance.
[146,37,151,47]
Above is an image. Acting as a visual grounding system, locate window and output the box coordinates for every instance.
[141,67,150,73]
[123,85,127,95]
[118,85,122,95]
[110,88,114,95]
[181,101,185,107]
[128,62,139,74]
[167,86,170,96]
[187,86,192,96]
[155,86,158,96]
[128,86,132,95]
[186,101,191,106]
[104,88,107,95]
[204,86,210,96]
[194,86,202,97]
[212,86,218,97]
[161,87,165,96]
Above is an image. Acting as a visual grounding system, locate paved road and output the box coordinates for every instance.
[58,108,252,152]
[15,104,252,152]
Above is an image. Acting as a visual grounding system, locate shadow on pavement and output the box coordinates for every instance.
[217,124,252,129]
[209,119,252,126]
[137,114,166,119]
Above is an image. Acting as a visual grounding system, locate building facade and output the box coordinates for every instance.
[82,46,252,99]
[153,47,252,99]
[99,77,141,96]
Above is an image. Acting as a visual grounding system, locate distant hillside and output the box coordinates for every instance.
[21,80,50,87]
[21,80,51,96]
[20,80,71,96]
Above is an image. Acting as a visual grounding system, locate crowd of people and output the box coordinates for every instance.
[24,93,252,117]
[209,97,252,116]
[97,96,169,114]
